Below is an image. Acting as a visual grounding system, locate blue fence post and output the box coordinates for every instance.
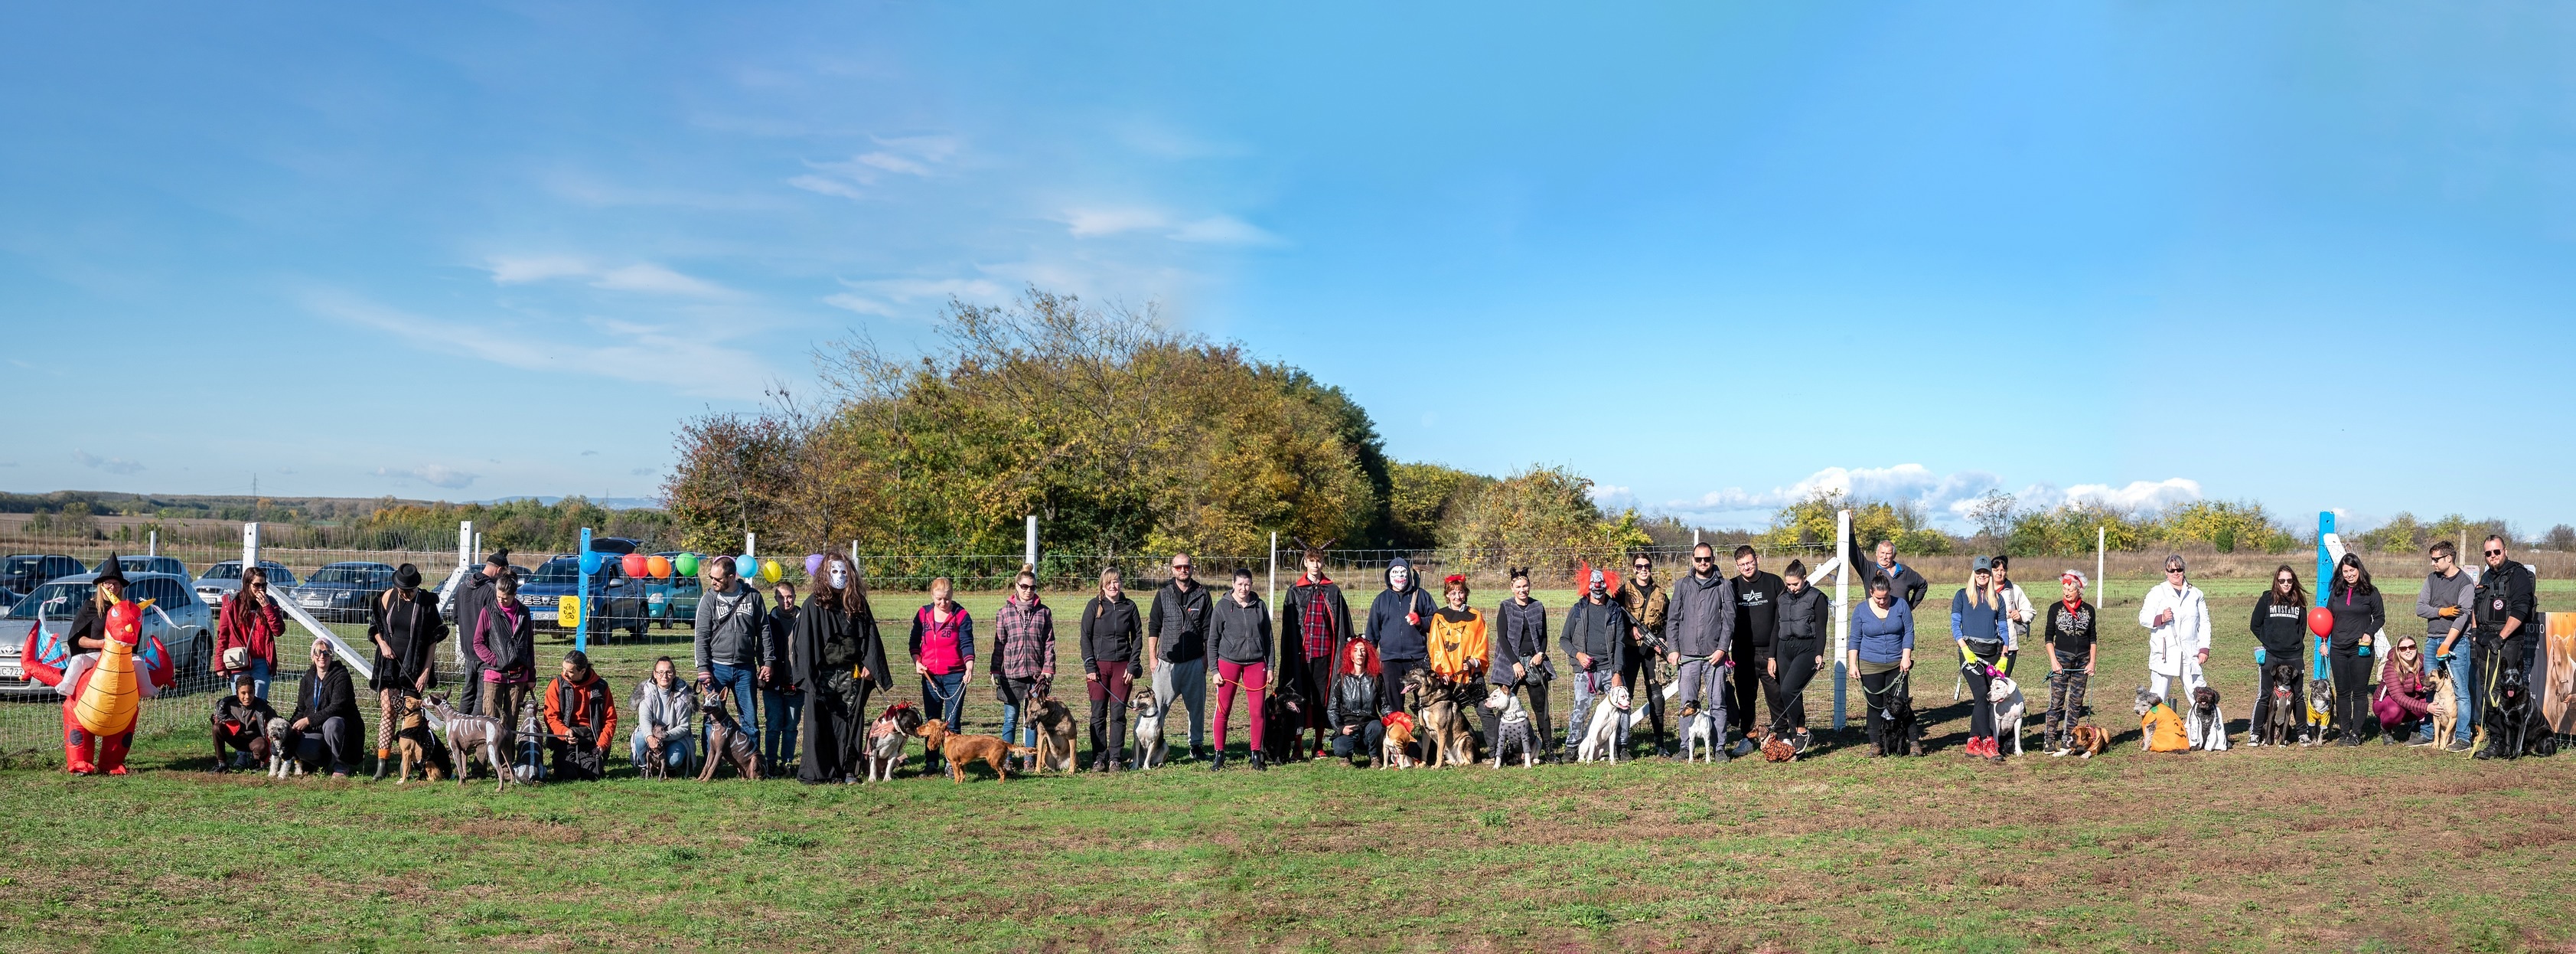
[576,526,594,654]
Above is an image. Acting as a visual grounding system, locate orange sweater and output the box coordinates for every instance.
[1426,607,1489,682]
[2141,704,2190,752]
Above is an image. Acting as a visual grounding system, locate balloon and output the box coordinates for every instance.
[804,554,825,577]
[761,560,783,584]
[647,555,672,579]
[579,551,603,575]
[673,553,699,577]
[2306,606,2334,637]
[621,554,648,577]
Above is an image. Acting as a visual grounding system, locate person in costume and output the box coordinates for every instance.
[29,554,174,776]
[1276,541,1352,761]
[368,563,448,779]
[797,553,892,784]
[1425,573,1491,748]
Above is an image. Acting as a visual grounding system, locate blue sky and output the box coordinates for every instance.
[5,4,2573,534]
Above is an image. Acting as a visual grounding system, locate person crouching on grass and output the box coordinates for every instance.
[1327,638,1387,766]
[2374,637,2434,744]
[631,656,696,776]
[210,674,277,772]
[543,650,615,780]
[1426,573,1490,750]
[2042,571,2098,753]
[1205,567,1273,771]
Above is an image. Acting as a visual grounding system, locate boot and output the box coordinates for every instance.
[1251,751,1267,772]
[1192,744,1210,763]
[373,749,390,781]
[1208,751,1228,772]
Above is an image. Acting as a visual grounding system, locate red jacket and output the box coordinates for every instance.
[216,593,284,671]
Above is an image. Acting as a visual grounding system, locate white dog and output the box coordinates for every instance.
[264,717,302,779]
[1678,701,1721,763]
[1129,694,1168,770]
[1575,684,1632,763]
[1484,691,1539,768]
[1986,670,2028,756]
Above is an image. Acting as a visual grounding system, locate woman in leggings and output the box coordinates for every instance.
[1765,560,1828,753]
[2325,554,2385,746]
[1951,557,2014,762]
[1845,577,1918,756]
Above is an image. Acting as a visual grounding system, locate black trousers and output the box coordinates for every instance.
[546,738,602,780]
[1766,640,1821,732]
[1617,642,1665,750]
[457,661,486,716]
[1965,645,2005,740]
[799,671,869,783]
[1381,657,1426,724]
[1508,681,1555,753]
[1730,642,1770,737]
[2330,649,2371,738]
[1860,668,1910,753]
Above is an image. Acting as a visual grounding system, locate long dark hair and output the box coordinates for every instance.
[2332,554,2376,600]
[811,553,872,618]
[2268,564,2308,608]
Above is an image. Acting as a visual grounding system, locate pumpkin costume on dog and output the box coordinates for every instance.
[2140,698,2192,753]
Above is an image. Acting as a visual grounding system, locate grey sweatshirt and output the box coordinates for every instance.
[2415,570,2473,639]
[1666,571,1736,658]
[693,583,765,672]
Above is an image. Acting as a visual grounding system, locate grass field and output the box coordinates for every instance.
[5,573,2574,952]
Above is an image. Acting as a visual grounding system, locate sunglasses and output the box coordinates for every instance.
[1691,557,1714,564]
[2484,549,2504,556]
[2166,567,2186,573]
[1014,583,1034,590]
[1171,564,1192,570]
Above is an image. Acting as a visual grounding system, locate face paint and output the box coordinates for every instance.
[828,566,848,589]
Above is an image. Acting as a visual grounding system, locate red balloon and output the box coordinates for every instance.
[620,553,649,577]
[2306,606,2334,637]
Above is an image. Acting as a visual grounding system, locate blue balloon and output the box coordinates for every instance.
[579,551,604,575]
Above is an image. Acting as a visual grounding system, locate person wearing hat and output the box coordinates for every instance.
[1559,569,1632,758]
[58,554,135,774]
[543,649,617,780]
[2137,554,2212,704]
[1951,557,2014,761]
[2040,570,2099,753]
[367,563,448,779]
[209,673,279,772]
[455,548,512,717]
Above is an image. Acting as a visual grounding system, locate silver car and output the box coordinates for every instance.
[0,572,218,700]
[194,560,301,609]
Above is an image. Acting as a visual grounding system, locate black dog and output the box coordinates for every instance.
[1870,671,1919,757]
[2480,668,2558,760]
[1259,690,1307,763]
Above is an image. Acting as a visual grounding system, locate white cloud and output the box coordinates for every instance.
[1057,207,1277,245]
[1668,466,2204,528]
[72,449,144,475]
[485,255,592,283]
[484,256,735,298]
[1169,215,1274,244]
[374,465,478,489]
[823,276,1012,318]
[791,134,962,199]
[305,291,772,400]
[1590,484,1636,510]
[786,175,866,200]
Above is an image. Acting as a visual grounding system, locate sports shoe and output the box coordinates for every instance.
[2408,737,2436,747]
[2444,740,2474,753]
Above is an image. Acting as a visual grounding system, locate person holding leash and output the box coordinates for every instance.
[1491,567,1555,760]
[470,570,537,737]
[2470,535,2536,760]
[1765,560,1829,753]
[2418,541,2477,750]
[1426,573,1490,751]
[1951,557,2014,761]
[1325,638,1388,766]
[1726,546,1785,753]
[2040,570,2098,753]
[541,649,615,781]
[2247,566,2309,746]
[631,656,697,776]
[367,563,446,780]
[1665,544,1735,761]
[800,554,891,783]
[2137,554,2212,704]
[910,577,975,758]
[1146,553,1215,762]
[1205,567,1273,771]
[1615,553,1671,757]
[693,556,766,766]
[992,567,1056,768]
[2324,554,2385,746]
[1365,557,1436,734]
[1560,570,1632,758]
[1847,577,1918,757]
[1078,567,1143,773]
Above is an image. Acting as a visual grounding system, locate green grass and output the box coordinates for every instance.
[4,576,2573,951]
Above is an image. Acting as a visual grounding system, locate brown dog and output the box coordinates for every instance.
[914,719,1035,784]
[393,694,446,785]
[1759,728,1796,763]
[695,683,763,781]
[2053,724,2111,759]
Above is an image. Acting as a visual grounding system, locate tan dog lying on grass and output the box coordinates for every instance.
[2050,724,2111,759]
[914,719,1035,783]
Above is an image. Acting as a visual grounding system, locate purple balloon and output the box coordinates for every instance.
[804,554,826,577]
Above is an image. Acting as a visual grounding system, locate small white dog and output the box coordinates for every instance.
[1575,684,1632,763]
[1986,670,2028,756]
[1129,694,1168,770]
[1484,691,1539,768]
[264,717,302,779]
[1678,701,1721,763]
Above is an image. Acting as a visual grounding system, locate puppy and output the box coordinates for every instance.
[694,683,763,781]
[2187,686,2229,752]
[1677,700,1720,763]
[1129,694,1168,770]
[265,716,303,779]
[2304,678,2335,746]
[1759,728,1796,763]
[1410,670,1474,768]
[1379,711,1417,769]
[864,702,924,782]
[1483,691,1538,768]
[2050,724,2111,759]
[913,719,1035,783]
[1987,668,2028,756]
[425,692,512,792]
[393,694,446,784]
[2429,666,2460,750]
[1576,684,1632,763]
[1022,691,1078,775]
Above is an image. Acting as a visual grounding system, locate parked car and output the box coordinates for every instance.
[98,554,191,580]
[0,554,86,600]
[517,554,647,641]
[290,562,396,624]
[646,551,704,630]
[0,571,216,700]
[436,564,530,622]
[193,560,302,610]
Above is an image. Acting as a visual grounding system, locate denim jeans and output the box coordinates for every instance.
[2442,645,2477,743]
[243,658,272,701]
[631,730,693,774]
[921,670,967,730]
[703,662,759,754]
[762,687,803,766]
[997,675,1042,750]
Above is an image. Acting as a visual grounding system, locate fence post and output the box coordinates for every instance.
[1025,515,1038,573]
[576,527,594,653]
[1832,508,1850,730]
[148,529,156,557]
[1268,532,1277,611]
[745,532,755,566]
[242,521,260,578]
[458,521,473,571]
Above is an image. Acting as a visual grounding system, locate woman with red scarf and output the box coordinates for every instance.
[1276,541,1351,760]
[2040,570,2099,753]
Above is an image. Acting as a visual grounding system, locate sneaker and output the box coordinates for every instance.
[2444,740,2474,753]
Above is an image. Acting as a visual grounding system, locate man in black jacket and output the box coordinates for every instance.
[1560,570,1632,757]
[454,549,510,717]
[1146,554,1213,761]
[1870,540,1929,609]
[289,639,364,777]
[2472,535,2539,760]
[210,675,279,772]
[758,580,802,777]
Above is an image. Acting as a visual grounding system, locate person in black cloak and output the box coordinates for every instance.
[794,552,891,784]
[368,562,447,779]
[1275,539,1352,760]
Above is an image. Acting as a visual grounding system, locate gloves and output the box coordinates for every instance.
[2253,649,2265,665]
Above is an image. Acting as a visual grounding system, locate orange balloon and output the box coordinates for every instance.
[647,555,673,579]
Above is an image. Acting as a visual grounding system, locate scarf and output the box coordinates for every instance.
[1297,576,1337,659]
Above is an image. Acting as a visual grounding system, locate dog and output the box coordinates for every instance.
[425,692,513,792]
[2304,678,2335,746]
[1986,668,2029,756]
[1575,683,1632,763]
[694,683,763,781]
[1867,671,1917,757]
[1409,670,1475,768]
[1258,690,1307,764]
[1022,690,1078,775]
[265,716,303,779]
[2134,688,2162,751]
[2186,686,2229,752]
[1677,700,1720,763]
[392,694,448,784]
[2481,667,2558,760]
[2051,724,2111,759]
[914,719,1034,783]
[1759,727,1796,763]
[1129,694,1169,770]
[864,702,924,782]
[1379,711,1417,769]
[2428,665,2460,750]
[1483,690,1538,768]
[2261,669,2304,749]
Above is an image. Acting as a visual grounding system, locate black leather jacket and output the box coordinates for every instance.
[1325,671,1385,730]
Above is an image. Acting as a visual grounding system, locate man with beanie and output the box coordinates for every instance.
[456,548,510,717]
[1666,543,1736,762]
[1365,557,1436,722]
[1560,570,1632,758]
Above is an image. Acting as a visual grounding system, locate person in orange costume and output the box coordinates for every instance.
[43,557,171,775]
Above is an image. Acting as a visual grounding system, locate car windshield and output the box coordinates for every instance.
[201,563,242,580]
[5,557,41,575]
[6,581,94,619]
[308,566,390,586]
[530,559,582,584]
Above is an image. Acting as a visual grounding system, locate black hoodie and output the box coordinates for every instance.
[1365,559,1435,662]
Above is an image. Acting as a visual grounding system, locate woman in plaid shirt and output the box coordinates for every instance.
[992,566,1057,761]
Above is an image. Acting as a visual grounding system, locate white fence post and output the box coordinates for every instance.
[1268,532,1277,610]
[242,521,260,577]
[148,530,156,557]
[1025,515,1039,572]
[1832,508,1850,730]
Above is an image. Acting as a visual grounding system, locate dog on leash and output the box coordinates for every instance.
[694,683,763,781]
[265,716,303,779]
[1677,700,1720,763]
[424,692,512,792]
[1259,690,1307,764]
[1575,684,1632,763]
[1868,672,1919,758]
[2049,724,2111,759]
[1759,727,1797,763]
[864,702,924,782]
[1022,690,1078,775]
[1379,711,1417,769]
[392,694,448,784]
[1409,670,1475,768]
[2261,671,2304,749]
[914,719,1035,783]
[2187,686,2229,751]
[2304,678,2335,745]
[2480,668,2558,760]
[1483,691,1538,768]
[1986,668,2029,756]
[1129,694,1169,770]
[2428,666,2460,750]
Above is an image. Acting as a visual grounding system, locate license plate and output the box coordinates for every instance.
[533,610,557,622]
[0,665,19,679]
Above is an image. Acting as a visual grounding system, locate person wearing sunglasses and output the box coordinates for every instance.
[2374,637,2434,744]
[2137,554,2212,705]
[1615,553,1671,757]
[2247,566,2310,746]
[2470,535,2537,760]
[1665,543,1737,762]
[992,566,1057,766]
[2415,541,2478,750]
[1147,553,1215,762]
[2323,554,2386,746]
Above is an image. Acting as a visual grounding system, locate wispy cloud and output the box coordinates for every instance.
[73,449,144,475]
[823,276,1011,318]
[484,256,735,298]
[374,465,478,490]
[305,291,772,400]
[1057,206,1277,245]
[791,134,962,199]
[1668,465,2205,528]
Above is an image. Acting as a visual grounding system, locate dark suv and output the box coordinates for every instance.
[517,544,648,642]
[1,554,86,600]
[291,562,396,624]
